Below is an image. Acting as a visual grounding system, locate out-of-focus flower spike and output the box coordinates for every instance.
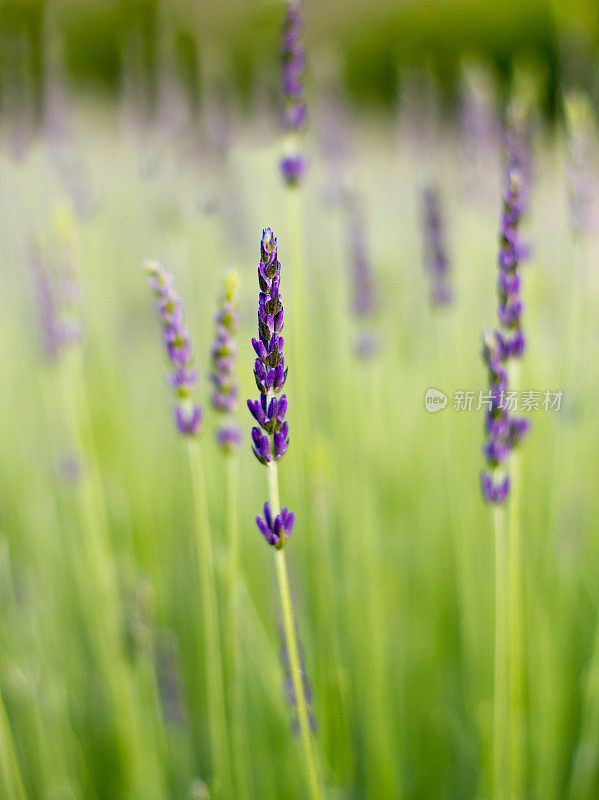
[145,259,202,437]
[210,270,242,453]
[280,1,308,186]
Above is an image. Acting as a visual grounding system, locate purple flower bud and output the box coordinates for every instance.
[480,472,510,503]
[251,428,271,465]
[255,502,295,547]
[508,417,530,448]
[216,426,243,453]
[280,154,307,187]
[174,405,203,436]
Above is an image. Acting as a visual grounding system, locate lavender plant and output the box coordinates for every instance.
[247,228,322,800]
[31,206,82,362]
[481,164,531,800]
[480,166,530,503]
[211,270,242,452]
[421,186,453,307]
[345,194,379,358]
[145,260,203,436]
[280,0,307,186]
[145,260,232,800]
[210,270,250,796]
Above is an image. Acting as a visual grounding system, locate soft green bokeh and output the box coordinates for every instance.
[0,58,599,800]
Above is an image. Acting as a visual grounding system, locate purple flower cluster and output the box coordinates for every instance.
[248,229,293,547]
[145,260,202,436]
[422,186,453,306]
[480,167,530,503]
[496,167,528,359]
[480,332,511,502]
[346,193,378,357]
[31,240,81,362]
[211,271,242,453]
[280,1,307,186]
[255,502,295,547]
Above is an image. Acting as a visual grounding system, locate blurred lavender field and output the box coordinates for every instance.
[1,2,599,800]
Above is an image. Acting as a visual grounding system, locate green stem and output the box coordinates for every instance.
[0,694,27,800]
[60,348,161,798]
[494,502,509,800]
[566,621,599,799]
[225,453,251,799]
[507,362,525,800]
[267,461,323,800]
[187,440,232,800]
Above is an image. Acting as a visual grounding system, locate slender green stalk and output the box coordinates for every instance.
[187,440,232,800]
[267,460,323,800]
[566,620,599,799]
[0,694,27,800]
[507,361,526,800]
[494,503,509,800]
[225,453,251,799]
[59,348,165,799]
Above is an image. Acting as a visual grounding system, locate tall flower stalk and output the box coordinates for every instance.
[480,166,530,800]
[209,270,249,797]
[279,0,310,421]
[31,207,170,798]
[145,260,232,800]
[248,228,322,800]
[280,0,307,187]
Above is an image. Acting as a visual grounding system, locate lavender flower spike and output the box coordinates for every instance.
[480,165,530,503]
[280,0,307,186]
[480,331,511,503]
[346,193,379,357]
[210,270,243,453]
[248,228,292,546]
[422,185,453,306]
[496,165,528,360]
[31,205,82,362]
[145,260,202,436]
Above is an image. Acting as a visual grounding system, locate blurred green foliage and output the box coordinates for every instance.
[0,0,597,110]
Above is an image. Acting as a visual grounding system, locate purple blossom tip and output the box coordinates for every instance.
[480,471,510,503]
[255,502,295,547]
[174,405,202,436]
[280,154,307,186]
[509,417,530,448]
[216,425,243,453]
